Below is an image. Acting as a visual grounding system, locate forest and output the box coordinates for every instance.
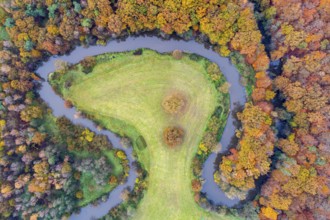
[0,0,329,219]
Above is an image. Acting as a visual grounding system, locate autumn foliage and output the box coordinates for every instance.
[218,103,274,194]
[81,56,97,74]
[163,126,185,148]
[172,50,183,60]
[1,0,274,216]
[191,179,202,192]
[253,0,330,219]
[5,0,327,219]
[162,93,186,115]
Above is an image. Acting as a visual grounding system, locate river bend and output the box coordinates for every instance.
[36,36,245,219]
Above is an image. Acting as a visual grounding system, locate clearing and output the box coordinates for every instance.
[50,49,234,219]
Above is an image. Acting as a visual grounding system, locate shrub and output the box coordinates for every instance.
[191,179,202,192]
[133,49,143,55]
[189,53,200,61]
[116,150,127,160]
[162,93,186,115]
[136,136,147,150]
[64,100,73,108]
[4,18,15,28]
[218,82,231,94]
[163,126,184,147]
[75,191,83,199]
[54,59,69,74]
[81,18,92,28]
[24,40,34,51]
[81,56,96,74]
[207,62,222,83]
[172,49,183,59]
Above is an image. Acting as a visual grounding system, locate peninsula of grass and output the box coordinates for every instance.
[50,49,233,220]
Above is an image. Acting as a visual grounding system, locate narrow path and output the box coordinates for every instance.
[37,36,245,219]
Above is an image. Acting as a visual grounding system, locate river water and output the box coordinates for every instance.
[36,36,245,219]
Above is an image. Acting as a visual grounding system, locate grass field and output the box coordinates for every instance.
[50,50,235,219]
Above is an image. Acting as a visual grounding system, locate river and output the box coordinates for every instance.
[36,36,246,219]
